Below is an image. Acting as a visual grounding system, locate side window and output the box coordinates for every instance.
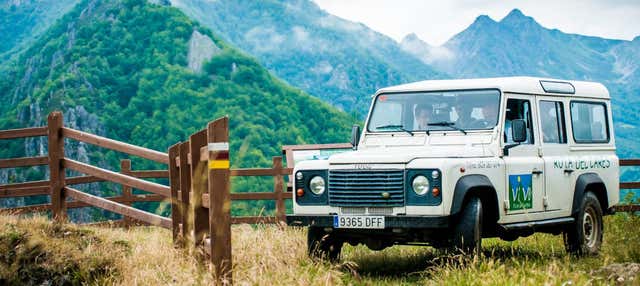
[570,101,609,143]
[504,99,534,144]
[539,101,567,144]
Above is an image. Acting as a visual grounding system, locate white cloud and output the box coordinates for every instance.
[313,0,640,46]
[292,26,310,43]
[316,14,364,32]
[243,26,285,52]
[310,61,334,74]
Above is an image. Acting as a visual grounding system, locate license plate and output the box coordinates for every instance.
[333,215,385,229]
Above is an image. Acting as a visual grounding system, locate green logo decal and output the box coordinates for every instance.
[508,174,533,210]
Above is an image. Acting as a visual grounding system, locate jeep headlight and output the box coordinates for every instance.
[412,175,430,196]
[309,176,326,195]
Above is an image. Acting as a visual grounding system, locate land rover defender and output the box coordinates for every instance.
[286,77,619,259]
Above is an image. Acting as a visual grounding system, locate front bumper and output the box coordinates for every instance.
[286,215,451,229]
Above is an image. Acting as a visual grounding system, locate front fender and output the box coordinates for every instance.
[451,174,497,216]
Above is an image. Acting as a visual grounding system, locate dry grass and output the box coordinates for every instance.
[1,213,639,285]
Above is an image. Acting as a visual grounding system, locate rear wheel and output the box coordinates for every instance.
[564,192,603,256]
[452,197,483,256]
[308,227,343,261]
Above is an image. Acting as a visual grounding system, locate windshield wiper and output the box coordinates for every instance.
[375,124,414,136]
[427,121,467,135]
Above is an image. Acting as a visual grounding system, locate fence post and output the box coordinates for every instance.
[189,129,209,250]
[168,144,182,245]
[120,159,132,227]
[273,156,285,224]
[207,117,232,284]
[48,111,66,221]
[178,142,192,245]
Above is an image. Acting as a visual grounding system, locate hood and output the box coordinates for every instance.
[328,144,498,164]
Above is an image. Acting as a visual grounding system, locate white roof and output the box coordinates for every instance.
[376,76,609,99]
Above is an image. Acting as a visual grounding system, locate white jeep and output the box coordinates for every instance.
[287,77,619,259]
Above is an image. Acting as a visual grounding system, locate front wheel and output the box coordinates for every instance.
[452,197,483,256]
[308,227,342,261]
[564,192,603,256]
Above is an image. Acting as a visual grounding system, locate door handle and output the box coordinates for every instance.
[564,169,574,174]
[532,169,543,175]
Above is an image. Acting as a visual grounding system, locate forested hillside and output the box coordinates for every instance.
[170,0,443,115]
[0,0,77,63]
[0,0,357,218]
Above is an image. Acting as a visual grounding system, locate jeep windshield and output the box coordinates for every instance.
[367,89,500,133]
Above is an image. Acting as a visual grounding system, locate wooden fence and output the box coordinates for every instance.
[617,159,640,212]
[2,111,640,284]
[0,112,310,284]
[0,112,171,228]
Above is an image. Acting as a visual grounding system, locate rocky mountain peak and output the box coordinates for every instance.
[500,8,539,28]
[402,33,420,42]
[472,14,496,27]
[401,33,430,47]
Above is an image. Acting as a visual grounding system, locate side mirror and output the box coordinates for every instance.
[351,125,361,150]
[511,119,527,143]
[504,119,527,156]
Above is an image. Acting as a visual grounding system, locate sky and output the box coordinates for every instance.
[313,0,640,46]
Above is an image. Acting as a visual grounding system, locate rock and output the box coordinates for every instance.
[593,263,640,283]
[187,30,220,73]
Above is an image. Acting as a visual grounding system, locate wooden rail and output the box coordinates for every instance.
[62,158,170,197]
[0,126,47,139]
[0,194,165,214]
[62,127,169,164]
[64,186,171,228]
[620,159,640,166]
[0,156,48,168]
[0,186,50,198]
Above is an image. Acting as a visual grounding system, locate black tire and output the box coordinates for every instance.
[564,192,603,256]
[307,227,342,261]
[452,197,483,256]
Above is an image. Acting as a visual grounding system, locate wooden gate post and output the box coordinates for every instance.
[273,156,286,224]
[178,142,192,245]
[48,111,66,221]
[168,144,182,245]
[207,117,232,284]
[189,129,209,250]
[120,159,133,227]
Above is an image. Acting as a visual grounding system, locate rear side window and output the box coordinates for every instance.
[570,101,609,143]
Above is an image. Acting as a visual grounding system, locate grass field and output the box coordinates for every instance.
[1,213,639,285]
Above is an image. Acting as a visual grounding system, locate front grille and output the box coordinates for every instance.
[328,170,404,207]
[339,207,393,215]
[340,207,366,215]
[368,207,393,215]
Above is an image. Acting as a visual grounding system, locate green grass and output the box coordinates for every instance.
[339,214,640,285]
[1,214,639,285]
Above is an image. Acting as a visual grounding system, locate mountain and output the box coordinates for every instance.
[0,0,357,216]
[0,0,78,63]
[400,9,640,158]
[610,36,640,89]
[168,0,444,115]
[405,9,624,80]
